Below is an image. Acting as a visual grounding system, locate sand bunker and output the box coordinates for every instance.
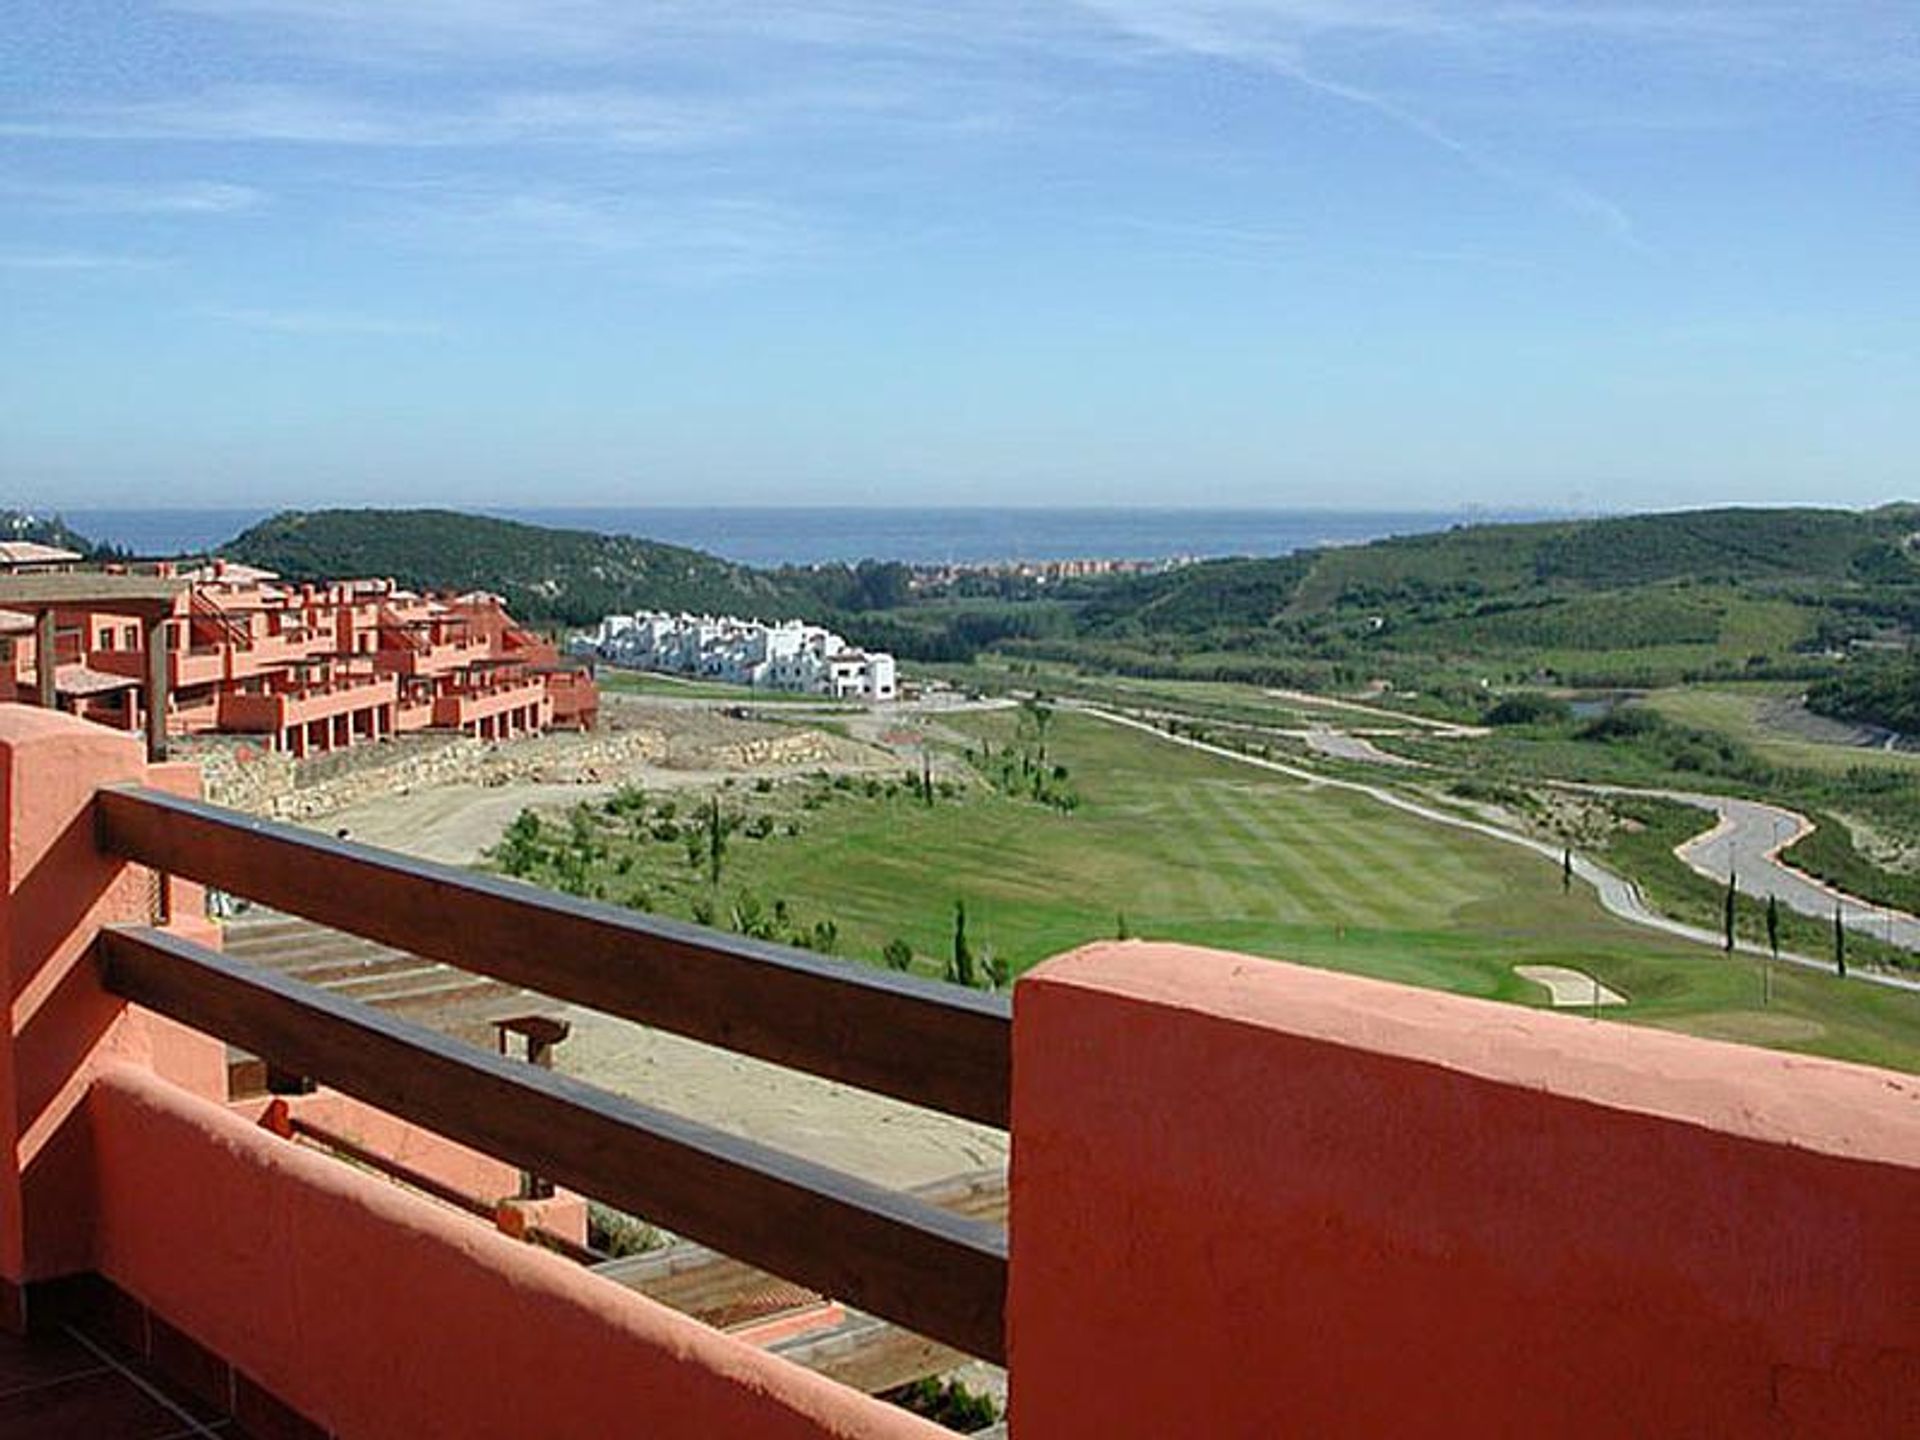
[1516,964,1626,1008]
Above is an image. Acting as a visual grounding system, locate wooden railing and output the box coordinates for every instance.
[94,785,1010,1363]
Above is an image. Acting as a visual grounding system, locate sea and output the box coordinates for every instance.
[57,506,1548,569]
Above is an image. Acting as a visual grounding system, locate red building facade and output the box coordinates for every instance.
[1,561,597,755]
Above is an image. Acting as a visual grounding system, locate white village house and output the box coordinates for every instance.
[575,611,897,701]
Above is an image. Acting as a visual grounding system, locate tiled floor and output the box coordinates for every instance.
[0,1325,232,1438]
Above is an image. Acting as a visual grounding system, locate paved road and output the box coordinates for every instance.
[1649,790,1920,951]
[1079,706,1920,994]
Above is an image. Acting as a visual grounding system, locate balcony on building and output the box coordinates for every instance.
[2,699,1918,1438]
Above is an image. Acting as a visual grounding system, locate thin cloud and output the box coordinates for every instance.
[0,178,266,214]
[0,251,167,272]
[201,305,446,335]
[368,184,819,282]
[1077,0,1653,251]
[0,84,739,150]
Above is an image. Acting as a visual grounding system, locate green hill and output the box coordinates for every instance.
[1023,505,1920,696]
[221,509,805,626]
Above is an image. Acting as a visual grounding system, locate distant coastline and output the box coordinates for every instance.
[56,505,1551,569]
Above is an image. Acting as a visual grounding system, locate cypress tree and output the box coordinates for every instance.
[1723,870,1737,954]
[1766,893,1780,960]
[1836,903,1847,977]
[948,899,976,988]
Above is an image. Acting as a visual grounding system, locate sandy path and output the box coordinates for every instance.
[1303,727,1423,766]
[325,782,615,864]
[556,1012,1007,1192]
[1263,687,1486,736]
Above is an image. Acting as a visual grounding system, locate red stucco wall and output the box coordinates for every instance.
[91,1064,940,1440]
[0,708,223,1286]
[1010,942,1920,1437]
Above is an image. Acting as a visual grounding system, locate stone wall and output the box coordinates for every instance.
[185,728,672,820]
[182,724,846,821]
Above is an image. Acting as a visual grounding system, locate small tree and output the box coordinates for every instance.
[494,809,543,876]
[1562,846,1573,895]
[1116,911,1132,941]
[882,937,914,972]
[947,899,977,988]
[706,795,726,886]
[984,952,1010,990]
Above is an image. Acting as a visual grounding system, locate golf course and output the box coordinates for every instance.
[501,705,1920,1075]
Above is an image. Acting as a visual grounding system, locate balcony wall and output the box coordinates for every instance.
[0,704,936,1439]
[90,1064,931,1440]
[1010,941,1920,1438]
[431,677,550,731]
[11,699,1920,1437]
[218,675,397,734]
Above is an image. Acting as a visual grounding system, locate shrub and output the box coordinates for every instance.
[1483,692,1571,727]
[587,1203,664,1258]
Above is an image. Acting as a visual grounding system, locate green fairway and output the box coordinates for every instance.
[502,708,1920,1073]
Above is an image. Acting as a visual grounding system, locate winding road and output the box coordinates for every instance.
[1077,705,1920,994]
[1660,792,1920,950]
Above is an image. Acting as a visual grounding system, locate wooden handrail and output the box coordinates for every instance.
[99,926,1008,1363]
[96,785,1011,1128]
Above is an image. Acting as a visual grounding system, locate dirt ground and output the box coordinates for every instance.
[322,697,897,863]
[307,694,1009,1188]
[553,1013,1008,1191]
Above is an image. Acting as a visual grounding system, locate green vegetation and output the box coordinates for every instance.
[1587,795,1905,976]
[586,1203,664,1258]
[885,1376,999,1433]
[224,509,804,626]
[1787,814,1920,917]
[489,710,1920,1072]
[211,503,1920,703]
[1642,685,1920,776]
[1006,504,1920,697]
[1809,654,1920,735]
[1484,692,1572,727]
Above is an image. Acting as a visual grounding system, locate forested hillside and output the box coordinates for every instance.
[224,510,806,626]
[211,504,1920,706]
[1809,657,1920,736]
[1020,505,1920,697]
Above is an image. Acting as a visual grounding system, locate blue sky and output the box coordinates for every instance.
[2,2,1914,510]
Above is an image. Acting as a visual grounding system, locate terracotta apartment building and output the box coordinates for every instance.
[0,553,597,756]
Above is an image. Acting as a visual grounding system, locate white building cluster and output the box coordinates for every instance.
[575,611,897,702]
